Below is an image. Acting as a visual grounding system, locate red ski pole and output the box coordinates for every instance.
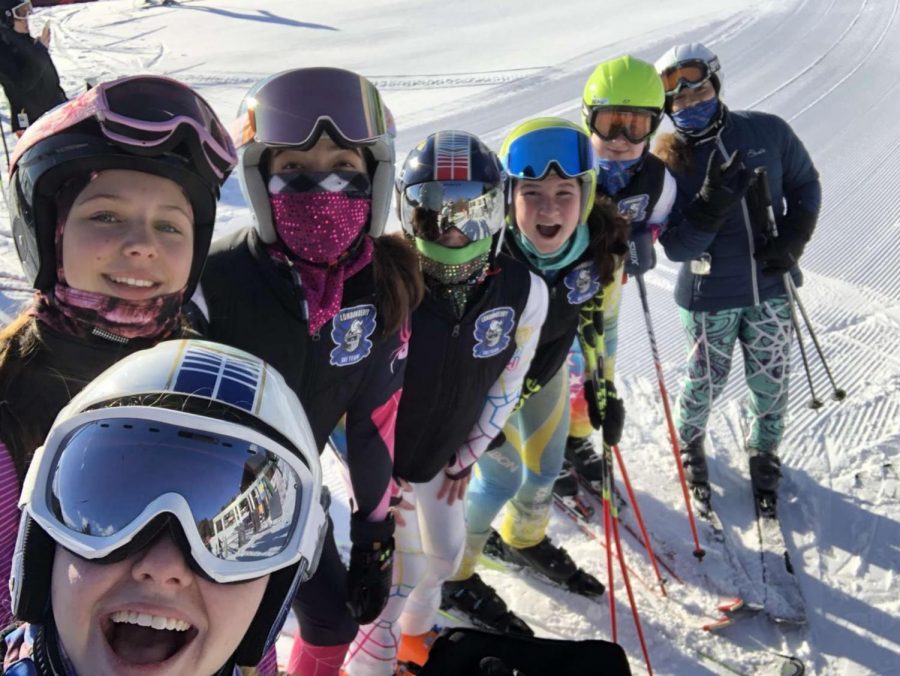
[635,274,705,560]
[611,498,654,675]
[602,484,617,642]
[613,444,667,596]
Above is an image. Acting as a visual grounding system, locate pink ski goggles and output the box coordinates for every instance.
[12,75,236,183]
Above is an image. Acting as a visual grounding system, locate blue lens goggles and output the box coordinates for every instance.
[504,126,593,180]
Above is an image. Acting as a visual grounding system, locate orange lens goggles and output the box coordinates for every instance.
[660,62,711,95]
[591,109,655,144]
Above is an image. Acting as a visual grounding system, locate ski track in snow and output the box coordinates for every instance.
[2,1,899,673]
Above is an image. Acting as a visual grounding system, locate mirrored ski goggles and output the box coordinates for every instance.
[588,108,658,144]
[232,68,395,149]
[22,408,325,583]
[12,75,237,183]
[659,59,716,95]
[400,181,505,243]
[10,1,32,20]
[504,125,593,180]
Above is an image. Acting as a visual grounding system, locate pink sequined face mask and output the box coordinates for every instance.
[268,170,372,263]
[267,170,375,333]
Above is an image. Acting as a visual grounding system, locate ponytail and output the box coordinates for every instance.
[371,233,424,337]
[586,197,629,286]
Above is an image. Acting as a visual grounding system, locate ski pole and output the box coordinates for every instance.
[0,115,10,169]
[755,167,825,410]
[606,445,653,675]
[783,276,823,409]
[635,273,705,560]
[784,274,846,401]
[601,458,617,642]
[612,444,667,596]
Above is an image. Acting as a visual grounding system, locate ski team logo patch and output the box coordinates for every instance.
[617,194,650,223]
[472,307,515,359]
[564,262,600,304]
[330,304,377,367]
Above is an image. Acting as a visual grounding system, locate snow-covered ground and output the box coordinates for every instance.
[3,1,899,673]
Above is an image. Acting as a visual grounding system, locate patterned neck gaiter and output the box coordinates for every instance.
[32,218,182,344]
[671,97,719,133]
[595,157,642,196]
[267,170,374,333]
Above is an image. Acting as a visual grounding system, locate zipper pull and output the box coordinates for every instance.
[451,324,460,338]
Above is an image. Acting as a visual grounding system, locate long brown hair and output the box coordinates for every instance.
[587,196,630,286]
[653,131,694,175]
[371,233,424,336]
[0,312,45,478]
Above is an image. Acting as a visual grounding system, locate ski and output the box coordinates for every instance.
[754,501,807,625]
[695,648,805,675]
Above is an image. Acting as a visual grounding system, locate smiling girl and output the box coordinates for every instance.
[0,75,235,630]
[2,339,328,675]
[446,118,629,608]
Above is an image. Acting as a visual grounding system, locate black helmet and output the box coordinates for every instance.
[9,74,236,298]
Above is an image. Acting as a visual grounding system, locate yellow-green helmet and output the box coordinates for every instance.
[581,55,665,135]
[498,117,597,226]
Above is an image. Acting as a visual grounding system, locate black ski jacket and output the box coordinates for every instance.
[196,227,403,524]
[394,255,547,483]
[0,28,65,133]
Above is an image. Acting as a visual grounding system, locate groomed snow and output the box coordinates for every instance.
[2,1,898,673]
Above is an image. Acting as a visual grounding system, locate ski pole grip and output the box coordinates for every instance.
[754,166,779,238]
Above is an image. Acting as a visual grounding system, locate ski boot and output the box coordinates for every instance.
[484,531,605,598]
[552,459,579,498]
[681,439,712,516]
[749,449,781,519]
[441,573,533,636]
[565,435,604,483]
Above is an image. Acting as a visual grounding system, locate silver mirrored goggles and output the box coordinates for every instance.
[400,181,505,243]
[21,407,325,583]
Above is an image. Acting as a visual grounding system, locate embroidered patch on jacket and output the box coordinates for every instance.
[330,304,377,367]
[472,306,516,358]
[617,194,650,223]
[564,262,600,304]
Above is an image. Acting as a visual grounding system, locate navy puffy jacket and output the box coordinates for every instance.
[659,108,821,311]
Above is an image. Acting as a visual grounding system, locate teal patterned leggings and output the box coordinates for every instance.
[675,297,793,453]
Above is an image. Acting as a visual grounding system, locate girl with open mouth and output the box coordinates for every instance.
[3,339,329,676]
[452,117,630,604]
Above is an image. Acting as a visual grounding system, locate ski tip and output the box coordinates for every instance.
[701,616,734,632]
[717,597,745,613]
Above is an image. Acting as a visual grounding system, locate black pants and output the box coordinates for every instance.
[291,516,358,646]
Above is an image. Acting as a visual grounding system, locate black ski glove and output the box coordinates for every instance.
[346,513,395,625]
[624,227,656,277]
[755,208,817,275]
[684,150,755,232]
[601,381,625,447]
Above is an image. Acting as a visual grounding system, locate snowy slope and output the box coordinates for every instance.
[2,1,899,674]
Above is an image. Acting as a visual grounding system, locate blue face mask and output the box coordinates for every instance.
[671,97,719,131]
[595,157,642,196]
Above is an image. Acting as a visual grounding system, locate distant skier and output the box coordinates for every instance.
[653,43,822,516]
[0,0,66,136]
[557,55,675,496]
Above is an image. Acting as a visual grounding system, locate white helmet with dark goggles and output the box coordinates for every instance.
[11,339,328,666]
